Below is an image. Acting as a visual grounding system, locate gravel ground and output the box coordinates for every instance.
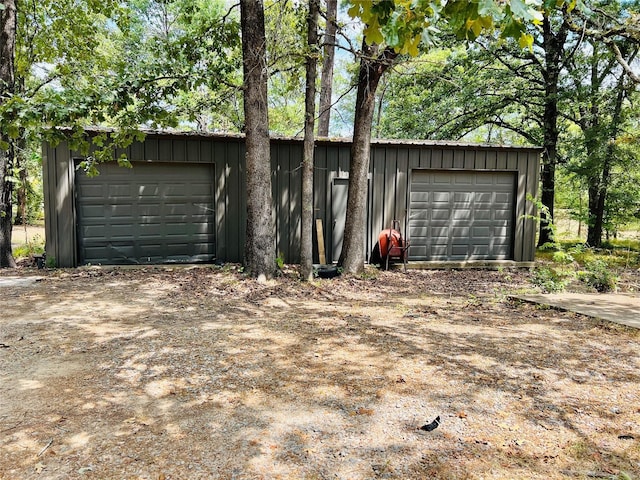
[0,266,639,480]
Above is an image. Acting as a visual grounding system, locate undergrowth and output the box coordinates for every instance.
[533,240,638,293]
[13,234,45,258]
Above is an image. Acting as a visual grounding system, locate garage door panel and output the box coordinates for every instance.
[79,184,105,198]
[432,192,450,202]
[454,174,473,184]
[495,192,512,203]
[494,209,512,220]
[409,170,514,261]
[452,210,471,220]
[432,209,450,220]
[76,162,215,265]
[472,226,491,238]
[430,245,448,256]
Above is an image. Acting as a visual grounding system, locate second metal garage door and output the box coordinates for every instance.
[76,162,215,265]
[409,170,515,261]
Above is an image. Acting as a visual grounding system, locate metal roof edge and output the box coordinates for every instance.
[48,126,543,152]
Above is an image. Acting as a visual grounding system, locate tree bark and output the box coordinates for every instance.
[300,0,319,282]
[317,0,336,137]
[0,0,17,267]
[338,43,396,274]
[586,75,626,247]
[537,14,569,248]
[240,0,275,279]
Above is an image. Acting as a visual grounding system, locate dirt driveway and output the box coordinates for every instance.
[1,267,639,479]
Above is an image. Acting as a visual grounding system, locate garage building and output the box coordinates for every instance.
[43,130,540,268]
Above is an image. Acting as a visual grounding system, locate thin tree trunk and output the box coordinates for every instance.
[0,0,17,267]
[240,0,275,280]
[300,0,319,282]
[587,75,626,248]
[14,135,27,226]
[338,43,396,274]
[317,0,336,137]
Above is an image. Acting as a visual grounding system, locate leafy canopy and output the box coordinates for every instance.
[347,0,572,54]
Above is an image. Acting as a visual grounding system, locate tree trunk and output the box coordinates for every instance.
[537,14,568,248]
[300,0,319,282]
[14,135,27,226]
[338,43,396,274]
[586,75,626,248]
[0,0,17,268]
[240,0,275,280]
[317,0,336,137]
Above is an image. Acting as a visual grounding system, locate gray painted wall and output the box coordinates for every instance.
[43,132,540,267]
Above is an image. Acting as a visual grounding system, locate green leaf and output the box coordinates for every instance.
[478,0,503,18]
[509,0,544,22]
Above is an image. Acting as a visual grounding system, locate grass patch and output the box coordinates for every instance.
[13,234,45,258]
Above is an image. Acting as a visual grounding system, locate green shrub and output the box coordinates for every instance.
[531,266,574,293]
[578,259,618,292]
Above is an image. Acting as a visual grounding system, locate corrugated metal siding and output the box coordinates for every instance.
[43,133,540,267]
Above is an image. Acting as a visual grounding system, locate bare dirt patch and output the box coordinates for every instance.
[1,267,639,479]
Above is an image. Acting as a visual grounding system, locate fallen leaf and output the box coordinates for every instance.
[356,407,374,416]
[457,411,467,418]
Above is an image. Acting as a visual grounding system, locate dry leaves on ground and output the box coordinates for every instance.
[0,266,639,479]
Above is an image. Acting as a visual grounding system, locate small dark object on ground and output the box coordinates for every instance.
[420,416,441,432]
[315,265,340,279]
[618,434,634,440]
[33,253,46,269]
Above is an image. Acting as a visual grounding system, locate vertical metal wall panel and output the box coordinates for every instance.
[383,147,397,232]
[524,151,540,260]
[158,139,172,162]
[146,138,159,161]
[427,148,438,169]
[56,142,77,267]
[313,144,326,261]
[289,143,302,263]
[274,143,289,262]
[370,146,385,257]
[201,140,212,165]
[213,140,228,260]
[408,148,420,170]
[486,150,497,170]
[42,144,56,264]
[225,140,243,263]
[187,140,200,163]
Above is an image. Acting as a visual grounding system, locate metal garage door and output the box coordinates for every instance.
[409,170,515,261]
[76,162,215,265]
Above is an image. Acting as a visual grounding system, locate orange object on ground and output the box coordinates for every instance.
[378,220,409,270]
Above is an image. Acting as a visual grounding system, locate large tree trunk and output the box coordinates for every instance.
[317,0,337,137]
[0,0,17,268]
[240,0,275,280]
[537,14,568,248]
[338,43,396,274]
[300,0,319,281]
